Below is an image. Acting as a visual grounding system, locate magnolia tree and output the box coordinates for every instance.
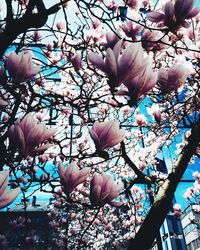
[0,0,200,249]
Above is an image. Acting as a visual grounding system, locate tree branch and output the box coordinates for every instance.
[0,0,69,59]
[5,0,13,25]
[128,117,200,250]
[121,141,156,185]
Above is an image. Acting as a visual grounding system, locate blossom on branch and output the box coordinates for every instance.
[88,40,146,89]
[8,114,56,157]
[173,203,182,218]
[123,64,158,105]
[158,63,189,93]
[147,104,162,123]
[90,172,122,207]
[89,120,125,151]
[147,0,200,30]
[0,171,20,209]
[58,162,90,195]
[70,53,82,71]
[6,51,41,84]
[122,21,141,39]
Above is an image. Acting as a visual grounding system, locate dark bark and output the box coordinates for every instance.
[128,118,200,250]
[0,0,67,59]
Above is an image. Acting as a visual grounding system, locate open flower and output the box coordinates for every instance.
[89,120,125,151]
[88,40,146,89]
[147,0,200,30]
[90,172,122,207]
[0,171,20,209]
[58,162,90,195]
[8,114,56,157]
[122,21,141,39]
[158,64,189,93]
[6,51,40,84]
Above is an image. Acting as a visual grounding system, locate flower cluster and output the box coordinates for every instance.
[58,162,122,207]
[147,0,200,30]
[88,40,158,104]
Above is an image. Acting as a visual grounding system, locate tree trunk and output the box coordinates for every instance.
[128,119,200,250]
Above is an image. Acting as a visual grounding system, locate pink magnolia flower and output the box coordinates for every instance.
[124,0,138,9]
[32,31,42,42]
[193,171,200,179]
[158,64,189,93]
[70,53,82,71]
[135,114,147,126]
[58,162,90,195]
[141,30,168,52]
[89,120,125,151]
[88,40,146,90]
[122,21,141,39]
[147,104,162,123]
[183,187,194,200]
[103,31,120,49]
[123,64,158,105]
[90,172,122,207]
[6,51,41,84]
[91,20,102,29]
[147,0,200,30]
[173,203,182,217]
[8,114,56,157]
[0,171,20,209]
[56,21,65,31]
[107,0,118,12]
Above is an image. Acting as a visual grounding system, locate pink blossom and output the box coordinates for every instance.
[58,162,89,195]
[70,53,82,71]
[173,203,182,217]
[141,30,168,52]
[56,21,65,31]
[88,40,146,89]
[147,104,162,123]
[91,20,102,29]
[124,0,138,9]
[173,203,181,211]
[158,64,189,93]
[103,31,120,49]
[90,172,122,207]
[6,51,40,84]
[107,0,118,12]
[123,64,158,105]
[135,114,147,126]
[147,0,200,30]
[183,187,194,200]
[0,171,20,209]
[32,31,42,42]
[89,120,125,151]
[122,21,141,39]
[8,114,56,157]
[193,171,200,179]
